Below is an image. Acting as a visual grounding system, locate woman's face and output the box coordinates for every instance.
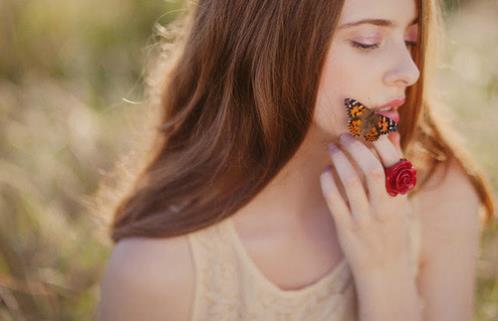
[313,0,420,147]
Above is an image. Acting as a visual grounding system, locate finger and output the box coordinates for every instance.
[338,133,388,201]
[369,134,410,202]
[327,143,370,221]
[319,166,351,228]
[368,134,404,167]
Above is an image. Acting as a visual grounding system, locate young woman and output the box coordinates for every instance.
[96,0,496,320]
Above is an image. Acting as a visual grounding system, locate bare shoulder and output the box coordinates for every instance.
[95,234,195,321]
[413,157,481,223]
[412,157,481,321]
[419,156,479,198]
[413,157,481,256]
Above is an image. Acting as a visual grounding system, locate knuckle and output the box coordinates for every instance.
[352,213,371,229]
[375,210,390,222]
[368,166,385,180]
[344,175,361,186]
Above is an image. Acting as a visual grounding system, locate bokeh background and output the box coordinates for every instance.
[1,0,497,320]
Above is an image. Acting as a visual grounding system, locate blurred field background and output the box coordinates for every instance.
[0,0,497,320]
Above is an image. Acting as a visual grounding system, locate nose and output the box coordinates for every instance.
[383,43,421,88]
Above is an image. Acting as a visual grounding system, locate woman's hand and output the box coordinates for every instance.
[319,132,416,280]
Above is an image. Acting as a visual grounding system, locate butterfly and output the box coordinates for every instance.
[344,97,399,142]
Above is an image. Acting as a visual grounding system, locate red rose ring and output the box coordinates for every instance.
[384,158,417,196]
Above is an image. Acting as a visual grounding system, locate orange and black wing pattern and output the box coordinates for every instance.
[344,98,399,142]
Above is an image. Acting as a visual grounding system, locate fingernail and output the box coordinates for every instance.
[339,133,353,143]
[328,143,338,153]
[323,164,332,172]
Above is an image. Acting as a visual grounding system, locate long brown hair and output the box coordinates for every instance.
[96,0,496,243]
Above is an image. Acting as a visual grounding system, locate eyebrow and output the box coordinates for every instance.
[338,16,419,29]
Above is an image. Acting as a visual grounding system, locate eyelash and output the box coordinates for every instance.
[350,40,418,51]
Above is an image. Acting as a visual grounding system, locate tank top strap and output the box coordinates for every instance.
[187,217,357,320]
[186,215,421,321]
[187,220,240,321]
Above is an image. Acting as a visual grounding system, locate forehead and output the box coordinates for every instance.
[339,0,418,24]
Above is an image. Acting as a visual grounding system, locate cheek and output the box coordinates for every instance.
[327,47,371,92]
[311,46,369,135]
[312,75,348,136]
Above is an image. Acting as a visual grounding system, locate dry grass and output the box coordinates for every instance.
[0,0,496,320]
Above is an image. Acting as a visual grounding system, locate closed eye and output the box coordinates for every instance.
[350,41,379,50]
[351,40,418,51]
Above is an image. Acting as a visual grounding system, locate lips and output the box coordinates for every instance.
[375,98,405,111]
[378,110,400,122]
[374,98,404,122]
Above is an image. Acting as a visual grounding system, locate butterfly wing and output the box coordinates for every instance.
[363,113,399,141]
[344,98,368,138]
[344,98,399,142]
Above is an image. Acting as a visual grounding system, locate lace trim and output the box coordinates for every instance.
[224,216,352,297]
[188,219,358,321]
[187,214,421,321]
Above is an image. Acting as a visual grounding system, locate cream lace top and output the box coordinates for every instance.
[187,214,422,321]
